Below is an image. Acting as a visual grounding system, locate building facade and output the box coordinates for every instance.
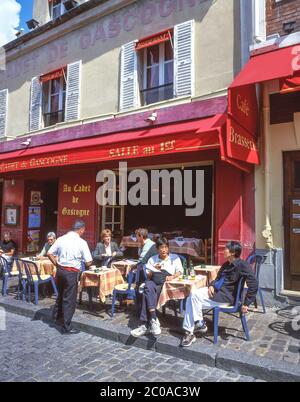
[230,0,300,305]
[0,1,263,281]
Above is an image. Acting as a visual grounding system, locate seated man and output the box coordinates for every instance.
[181,241,258,347]
[131,238,183,338]
[135,228,157,281]
[92,229,123,267]
[0,231,17,266]
[37,232,56,258]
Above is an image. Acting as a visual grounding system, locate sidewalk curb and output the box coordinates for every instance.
[1,297,299,382]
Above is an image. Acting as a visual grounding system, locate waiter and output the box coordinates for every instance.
[48,220,93,334]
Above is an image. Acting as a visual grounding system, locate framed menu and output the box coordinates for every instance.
[28,207,41,229]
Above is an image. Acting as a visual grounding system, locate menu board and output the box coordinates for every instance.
[28,207,41,229]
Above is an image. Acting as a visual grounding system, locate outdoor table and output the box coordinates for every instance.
[157,275,207,309]
[11,258,57,277]
[111,260,137,277]
[120,236,141,248]
[194,265,221,285]
[168,238,204,259]
[80,268,124,303]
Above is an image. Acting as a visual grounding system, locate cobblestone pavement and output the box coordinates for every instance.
[2,282,300,367]
[0,311,264,383]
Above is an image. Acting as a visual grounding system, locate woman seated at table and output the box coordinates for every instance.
[131,237,183,338]
[92,229,123,267]
[37,232,56,259]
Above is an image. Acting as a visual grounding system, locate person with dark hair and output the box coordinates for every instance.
[0,231,17,266]
[181,241,258,347]
[131,238,183,337]
[92,228,123,267]
[136,228,157,265]
[47,220,93,334]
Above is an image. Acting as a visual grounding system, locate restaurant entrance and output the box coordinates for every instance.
[122,163,213,263]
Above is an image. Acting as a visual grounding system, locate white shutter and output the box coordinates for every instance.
[30,77,42,131]
[0,89,8,138]
[65,60,81,121]
[120,41,138,111]
[174,20,194,97]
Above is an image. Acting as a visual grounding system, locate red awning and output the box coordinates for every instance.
[0,115,228,174]
[225,44,300,166]
[135,29,172,51]
[40,67,66,83]
[229,45,298,88]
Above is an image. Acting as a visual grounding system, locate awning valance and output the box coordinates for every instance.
[39,67,66,83]
[280,71,300,93]
[0,115,228,174]
[135,29,172,51]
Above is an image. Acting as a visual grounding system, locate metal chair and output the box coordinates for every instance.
[211,276,250,345]
[21,260,58,305]
[0,256,22,297]
[246,254,266,314]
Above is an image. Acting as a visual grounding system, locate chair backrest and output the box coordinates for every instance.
[12,257,24,278]
[22,260,40,283]
[246,253,266,281]
[233,276,247,311]
[0,255,10,275]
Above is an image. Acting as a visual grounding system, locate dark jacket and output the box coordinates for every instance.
[92,241,123,262]
[209,258,258,306]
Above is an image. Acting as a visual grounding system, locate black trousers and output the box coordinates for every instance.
[52,267,79,331]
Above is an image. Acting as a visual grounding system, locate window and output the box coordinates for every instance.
[270,91,300,124]
[139,39,174,106]
[43,75,66,127]
[50,0,65,19]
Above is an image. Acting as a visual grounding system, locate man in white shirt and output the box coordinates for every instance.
[48,220,93,334]
[131,238,183,338]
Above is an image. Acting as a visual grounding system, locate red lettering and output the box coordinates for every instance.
[140,3,156,25]
[123,10,137,32]
[159,0,176,18]
[80,31,92,50]
[92,21,107,45]
[108,16,121,38]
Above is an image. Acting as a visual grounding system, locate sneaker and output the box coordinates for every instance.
[181,332,196,347]
[150,318,161,336]
[194,320,208,335]
[130,325,149,337]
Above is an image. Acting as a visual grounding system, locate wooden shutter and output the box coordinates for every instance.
[65,60,81,121]
[174,20,194,97]
[0,89,8,138]
[120,41,138,111]
[30,77,42,131]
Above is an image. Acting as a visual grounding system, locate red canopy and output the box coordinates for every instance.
[226,44,300,166]
[0,115,228,174]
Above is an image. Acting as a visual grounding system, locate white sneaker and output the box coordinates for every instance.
[130,325,149,337]
[150,318,161,336]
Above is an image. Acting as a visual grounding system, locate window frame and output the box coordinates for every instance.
[140,39,174,106]
[50,0,65,20]
[42,74,66,127]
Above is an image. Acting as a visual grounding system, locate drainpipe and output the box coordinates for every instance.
[262,83,274,249]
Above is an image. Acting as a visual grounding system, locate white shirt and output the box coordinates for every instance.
[48,231,92,271]
[146,254,183,276]
[104,244,112,256]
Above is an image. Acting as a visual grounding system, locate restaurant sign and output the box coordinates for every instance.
[0,131,220,174]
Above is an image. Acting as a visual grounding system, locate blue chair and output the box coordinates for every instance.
[0,256,22,297]
[211,276,249,345]
[22,260,58,305]
[246,254,266,314]
[111,270,136,317]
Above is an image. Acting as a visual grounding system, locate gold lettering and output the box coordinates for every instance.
[237,94,250,117]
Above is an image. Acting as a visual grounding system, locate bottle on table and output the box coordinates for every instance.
[190,260,195,280]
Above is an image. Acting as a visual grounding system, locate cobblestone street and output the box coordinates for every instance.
[0,311,263,383]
